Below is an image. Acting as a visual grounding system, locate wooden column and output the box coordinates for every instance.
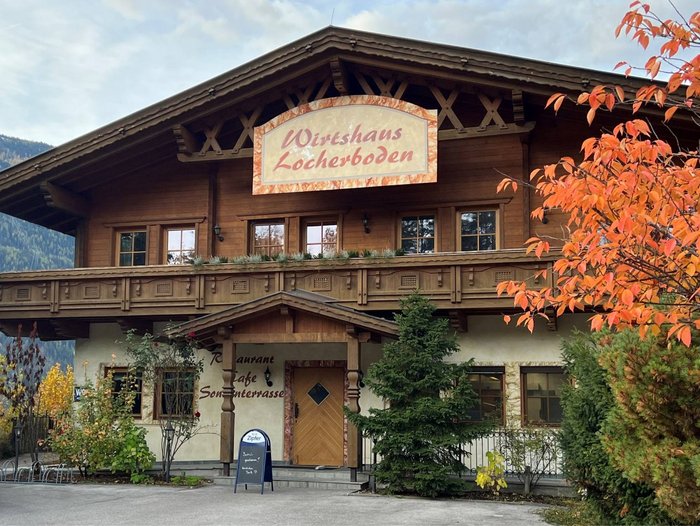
[219,328,236,476]
[346,330,365,474]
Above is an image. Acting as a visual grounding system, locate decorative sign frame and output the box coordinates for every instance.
[253,95,437,195]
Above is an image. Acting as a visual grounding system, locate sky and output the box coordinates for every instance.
[0,0,695,146]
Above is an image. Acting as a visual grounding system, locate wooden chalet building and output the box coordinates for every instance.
[0,27,674,474]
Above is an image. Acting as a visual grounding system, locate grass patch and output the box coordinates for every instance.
[538,499,609,526]
[170,474,208,487]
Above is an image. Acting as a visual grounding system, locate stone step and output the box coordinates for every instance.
[210,476,367,491]
[169,463,369,491]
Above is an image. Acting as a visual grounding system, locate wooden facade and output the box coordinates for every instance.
[0,27,687,470]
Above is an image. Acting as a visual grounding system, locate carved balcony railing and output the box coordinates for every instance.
[0,250,556,339]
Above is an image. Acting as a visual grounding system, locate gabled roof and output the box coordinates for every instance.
[167,290,398,344]
[0,26,651,232]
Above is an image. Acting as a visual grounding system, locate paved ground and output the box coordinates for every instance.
[0,482,552,525]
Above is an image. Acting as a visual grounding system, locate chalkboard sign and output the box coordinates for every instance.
[234,428,274,494]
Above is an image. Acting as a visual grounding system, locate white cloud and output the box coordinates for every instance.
[1,0,697,145]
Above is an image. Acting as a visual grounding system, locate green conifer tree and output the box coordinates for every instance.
[348,293,491,497]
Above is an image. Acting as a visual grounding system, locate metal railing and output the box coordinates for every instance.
[361,428,564,477]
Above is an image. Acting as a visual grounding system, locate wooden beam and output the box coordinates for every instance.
[177,148,253,162]
[512,89,525,125]
[438,122,535,140]
[172,124,200,156]
[116,318,153,335]
[48,319,90,339]
[231,332,347,344]
[330,57,349,95]
[39,181,89,217]
[448,310,468,332]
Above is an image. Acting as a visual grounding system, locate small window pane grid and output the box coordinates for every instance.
[119,231,147,266]
[523,370,565,425]
[107,368,143,417]
[158,370,195,418]
[400,215,435,254]
[307,383,330,405]
[166,228,196,264]
[460,211,496,251]
[305,222,338,256]
[253,222,285,257]
[466,372,504,424]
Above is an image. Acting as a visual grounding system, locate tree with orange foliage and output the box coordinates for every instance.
[497,2,700,346]
[497,3,700,523]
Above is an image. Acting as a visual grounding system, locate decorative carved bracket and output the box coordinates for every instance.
[39,181,89,217]
[116,318,153,336]
[448,310,468,332]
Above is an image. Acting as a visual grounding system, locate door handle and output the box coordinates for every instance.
[294,403,299,419]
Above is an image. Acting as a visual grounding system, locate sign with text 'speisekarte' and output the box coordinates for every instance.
[252,95,437,195]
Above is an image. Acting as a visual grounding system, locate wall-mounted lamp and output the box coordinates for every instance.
[213,224,224,242]
[362,213,370,234]
[264,366,273,387]
[358,369,365,389]
[541,209,549,225]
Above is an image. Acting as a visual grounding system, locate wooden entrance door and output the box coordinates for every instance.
[292,367,344,466]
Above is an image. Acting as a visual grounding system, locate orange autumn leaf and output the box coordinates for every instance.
[496,2,700,346]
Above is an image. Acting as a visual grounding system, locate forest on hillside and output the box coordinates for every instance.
[0,134,75,368]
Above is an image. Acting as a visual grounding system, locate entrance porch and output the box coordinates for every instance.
[169,290,398,478]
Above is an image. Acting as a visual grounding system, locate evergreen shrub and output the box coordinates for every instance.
[347,294,492,497]
[560,331,673,525]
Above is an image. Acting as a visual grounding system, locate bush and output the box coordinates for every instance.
[476,451,507,495]
[560,331,673,525]
[0,414,13,459]
[50,374,154,478]
[599,331,700,525]
[497,426,560,495]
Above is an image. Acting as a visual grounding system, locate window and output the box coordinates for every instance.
[466,368,504,424]
[459,210,497,251]
[155,370,195,418]
[522,367,565,426]
[305,221,338,256]
[400,215,435,254]
[105,367,143,418]
[118,230,147,266]
[252,221,285,257]
[166,227,196,264]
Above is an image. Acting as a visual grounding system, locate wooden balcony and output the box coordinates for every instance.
[0,250,555,339]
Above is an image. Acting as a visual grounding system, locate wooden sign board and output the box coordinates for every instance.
[253,95,438,195]
[234,428,274,494]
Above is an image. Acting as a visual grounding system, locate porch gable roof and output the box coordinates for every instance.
[167,289,398,343]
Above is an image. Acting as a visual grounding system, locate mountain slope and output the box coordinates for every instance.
[0,134,74,367]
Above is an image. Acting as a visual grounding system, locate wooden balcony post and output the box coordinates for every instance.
[346,329,365,476]
[219,328,236,476]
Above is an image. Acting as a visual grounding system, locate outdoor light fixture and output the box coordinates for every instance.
[358,369,365,389]
[264,366,273,387]
[541,209,549,224]
[164,421,175,442]
[213,224,224,242]
[362,213,370,234]
[163,421,175,483]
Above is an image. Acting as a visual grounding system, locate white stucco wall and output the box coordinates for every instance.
[75,313,588,462]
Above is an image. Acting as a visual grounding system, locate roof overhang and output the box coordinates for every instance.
[166,290,398,347]
[0,26,664,233]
